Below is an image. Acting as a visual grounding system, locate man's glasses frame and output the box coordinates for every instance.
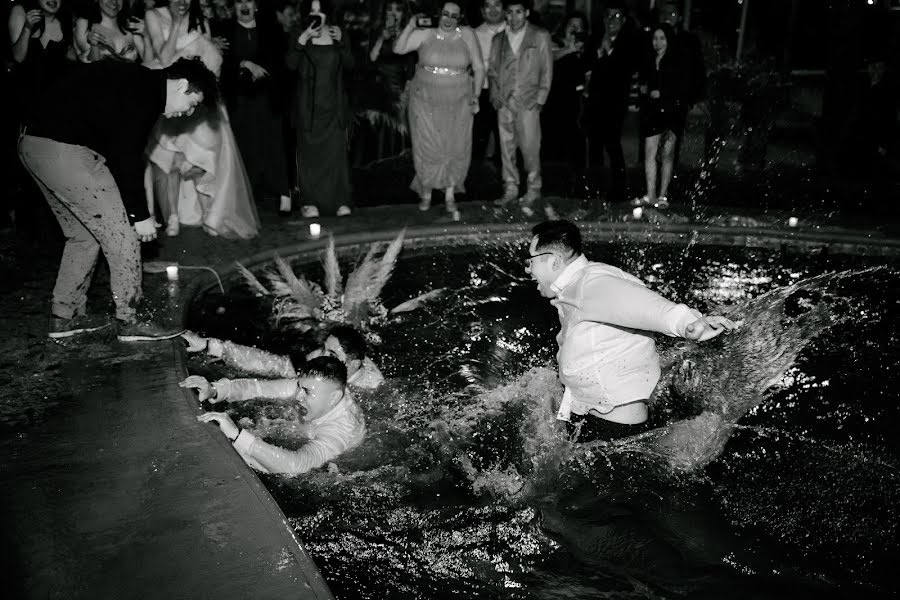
[524,252,554,266]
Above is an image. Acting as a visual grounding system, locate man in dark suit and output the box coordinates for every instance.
[584,3,640,204]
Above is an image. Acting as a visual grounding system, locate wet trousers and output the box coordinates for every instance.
[497,104,542,195]
[18,135,141,321]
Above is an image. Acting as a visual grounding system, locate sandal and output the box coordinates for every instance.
[654,197,670,209]
[630,195,652,207]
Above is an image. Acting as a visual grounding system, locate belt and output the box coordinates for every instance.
[421,65,467,76]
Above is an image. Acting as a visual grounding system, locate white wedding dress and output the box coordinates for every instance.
[144,7,259,239]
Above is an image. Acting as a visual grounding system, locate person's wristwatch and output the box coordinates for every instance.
[228,428,241,443]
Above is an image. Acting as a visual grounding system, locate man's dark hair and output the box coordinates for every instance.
[298,355,348,388]
[531,220,582,256]
[502,0,532,11]
[328,324,367,363]
[162,57,220,109]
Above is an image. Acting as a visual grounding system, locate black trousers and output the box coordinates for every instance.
[566,412,651,443]
[473,88,500,164]
[589,107,628,202]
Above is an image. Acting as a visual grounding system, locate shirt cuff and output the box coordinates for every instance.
[214,378,232,401]
[208,338,224,358]
[233,429,255,453]
[673,305,703,337]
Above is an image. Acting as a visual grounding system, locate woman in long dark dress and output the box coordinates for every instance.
[286,0,352,218]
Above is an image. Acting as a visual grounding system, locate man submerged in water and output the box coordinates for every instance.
[181,323,385,390]
[188,356,366,474]
[526,220,740,441]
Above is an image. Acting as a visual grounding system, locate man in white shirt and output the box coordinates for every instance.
[488,0,553,215]
[180,323,385,390]
[525,220,740,441]
[473,0,506,166]
[190,356,366,474]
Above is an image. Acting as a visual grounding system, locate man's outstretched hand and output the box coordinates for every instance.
[181,330,208,353]
[685,315,742,342]
[179,375,221,403]
[198,411,239,440]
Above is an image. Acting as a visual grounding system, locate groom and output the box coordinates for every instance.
[19,58,218,341]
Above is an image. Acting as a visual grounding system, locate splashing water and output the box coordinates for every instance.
[189,242,898,597]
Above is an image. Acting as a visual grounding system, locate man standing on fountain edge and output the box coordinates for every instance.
[19,58,218,341]
[526,220,740,442]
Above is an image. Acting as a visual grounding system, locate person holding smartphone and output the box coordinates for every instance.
[287,0,354,219]
[393,1,485,214]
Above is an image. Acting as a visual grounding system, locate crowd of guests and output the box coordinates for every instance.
[4,0,709,236]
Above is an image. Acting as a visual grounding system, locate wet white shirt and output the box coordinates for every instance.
[229,391,366,475]
[549,255,701,420]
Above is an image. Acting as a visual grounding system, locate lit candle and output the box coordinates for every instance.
[166,265,179,281]
[788,216,798,228]
[632,207,643,219]
[309,223,321,238]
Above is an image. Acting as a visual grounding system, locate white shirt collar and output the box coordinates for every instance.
[550,254,589,295]
[238,19,257,29]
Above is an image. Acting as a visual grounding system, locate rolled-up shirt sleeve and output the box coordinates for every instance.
[578,274,701,337]
[232,425,350,474]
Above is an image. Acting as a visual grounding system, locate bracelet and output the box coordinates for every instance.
[228,428,241,442]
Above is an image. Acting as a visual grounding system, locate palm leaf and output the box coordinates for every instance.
[322,235,343,298]
[390,288,445,314]
[372,228,406,300]
[343,244,381,325]
[273,254,323,311]
[235,261,270,296]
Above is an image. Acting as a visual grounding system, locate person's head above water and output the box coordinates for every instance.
[294,355,347,420]
[526,220,583,299]
[306,324,368,376]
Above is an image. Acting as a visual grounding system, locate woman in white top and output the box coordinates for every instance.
[143,0,259,239]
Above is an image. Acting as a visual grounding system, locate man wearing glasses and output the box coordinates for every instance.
[488,0,553,215]
[525,220,740,442]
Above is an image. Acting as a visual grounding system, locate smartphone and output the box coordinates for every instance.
[308,13,324,29]
[416,16,434,28]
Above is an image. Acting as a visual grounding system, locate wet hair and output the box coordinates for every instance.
[162,56,219,108]
[502,0,531,10]
[327,324,367,363]
[298,355,348,388]
[531,220,582,256]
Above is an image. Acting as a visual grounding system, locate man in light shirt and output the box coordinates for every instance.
[488,0,553,215]
[189,356,366,474]
[180,323,385,390]
[525,220,740,441]
[473,0,506,166]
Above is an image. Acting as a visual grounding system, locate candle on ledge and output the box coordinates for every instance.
[788,216,799,228]
[166,265,179,282]
[632,207,643,219]
[309,223,321,238]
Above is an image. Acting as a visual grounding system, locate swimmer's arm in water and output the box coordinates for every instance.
[232,424,352,474]
[179,375,298,403]
[181,332,296,378]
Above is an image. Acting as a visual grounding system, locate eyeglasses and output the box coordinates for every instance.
[523,252,554,265]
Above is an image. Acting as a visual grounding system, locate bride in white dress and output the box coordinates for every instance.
[144,0,259,238]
